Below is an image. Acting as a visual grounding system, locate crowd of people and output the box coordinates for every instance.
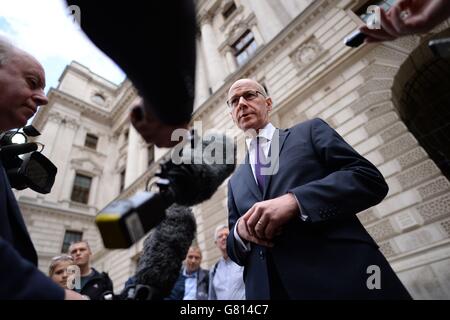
[49,226,245,301]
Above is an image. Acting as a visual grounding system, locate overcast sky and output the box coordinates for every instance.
[0,0,126,94]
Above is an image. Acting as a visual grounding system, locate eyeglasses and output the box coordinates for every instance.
[227,90,265,110]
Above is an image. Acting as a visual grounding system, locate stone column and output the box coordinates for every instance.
[225,47,238,74]
[195,38,211,109]
[124,124,140,187]
[199,12,227,91]
[137,141,149,177]
[243,0,284,42]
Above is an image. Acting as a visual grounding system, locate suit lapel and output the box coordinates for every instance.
[263,128,290,198]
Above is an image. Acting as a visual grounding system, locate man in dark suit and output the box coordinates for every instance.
[0,37,84,299]
[226,78,411,299]
[166,246,209,300]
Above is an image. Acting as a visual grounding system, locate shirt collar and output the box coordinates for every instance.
[245,122,276,149]
[183,267,198,278]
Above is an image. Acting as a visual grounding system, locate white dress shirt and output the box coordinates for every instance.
[233,122,307,251]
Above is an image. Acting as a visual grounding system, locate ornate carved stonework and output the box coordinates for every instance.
[379,241,397,258]
[366,219,398,242]
[418,177,450,201]
[416,193,450,224]
[379,133,417,161]
[364,102,394,120]
[357,209,378,224]
[357,79,394,97]
[440,219,450,237]
[361,63,398,80]
[380,122,407,142]
[71,157,103,176]
[396,160,440,189]
[397,147,428,169]
[364,112,398,136]
[350,91,391,115]
[289,36,326,72]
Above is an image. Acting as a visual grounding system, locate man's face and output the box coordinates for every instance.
[228,79,272,132]
[69,242,91,267]
[215,227,229,253]
[185,247,202,274]
[0,52,48,131]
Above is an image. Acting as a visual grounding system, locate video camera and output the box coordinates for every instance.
[0,125,57,194]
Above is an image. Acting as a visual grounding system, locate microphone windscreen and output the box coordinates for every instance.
[134,204,196,296]
[169,133,236,206]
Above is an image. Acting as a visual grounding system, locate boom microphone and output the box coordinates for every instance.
[95,133,235,248]
[129,204,196,300]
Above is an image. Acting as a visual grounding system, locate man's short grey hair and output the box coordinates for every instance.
[214,224,228,241]
[0,36,15,66]
[68,240,91,253]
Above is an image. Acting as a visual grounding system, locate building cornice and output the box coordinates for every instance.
[33,89,113,130]
[18,199,96,222]
[110,81,138,124]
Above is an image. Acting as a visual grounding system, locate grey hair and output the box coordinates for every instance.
[68,240,92,254]
[0,36,15,66]
[214,224,228,241]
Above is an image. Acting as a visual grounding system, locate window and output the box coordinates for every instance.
[120,169,126,192]
[222,2,237,20]
[148,145,155,166]
[92,93,106,105]
[232,30,258,66]
[84,133,98,150]
[61,230,82,253]
[356,0,395,23]
[71,173,92,204]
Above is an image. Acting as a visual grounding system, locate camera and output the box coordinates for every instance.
[0,125,57,194]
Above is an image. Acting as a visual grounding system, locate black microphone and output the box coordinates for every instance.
[0,142,38,158]
[95,133,235,248]
[124,204,197,300]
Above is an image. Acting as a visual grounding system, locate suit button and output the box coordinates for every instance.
[259,250,265,260]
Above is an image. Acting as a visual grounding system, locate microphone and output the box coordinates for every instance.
[129,204,197,300]
[95,133,235,248]
[0,142,38,158]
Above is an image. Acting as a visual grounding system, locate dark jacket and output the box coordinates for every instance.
[166,267,209,300]
[0,160,64,299]
[79,268,113,300]
[227,118,411,300]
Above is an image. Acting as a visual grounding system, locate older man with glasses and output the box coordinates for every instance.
[0,37,85,300]
[225,78,411,300]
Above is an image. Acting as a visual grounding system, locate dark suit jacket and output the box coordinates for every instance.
[227,118,411,300]
[0,160,64,299]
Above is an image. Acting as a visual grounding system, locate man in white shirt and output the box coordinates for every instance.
[208,224,245,300]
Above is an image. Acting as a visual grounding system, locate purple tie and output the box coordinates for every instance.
[255,137,269,192]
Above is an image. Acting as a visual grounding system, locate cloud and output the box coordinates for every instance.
[0,0,125,90]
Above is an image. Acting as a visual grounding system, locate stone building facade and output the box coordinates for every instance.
[15,0,450,298]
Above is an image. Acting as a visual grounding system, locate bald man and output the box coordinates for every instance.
[0,37,84,299]
[225,78,411,300]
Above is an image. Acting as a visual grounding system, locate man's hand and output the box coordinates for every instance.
[243,194,299,241]
[361,0,450,43]
[130,100,188,148]
[236,218,274,247]
[64,289,88,300]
